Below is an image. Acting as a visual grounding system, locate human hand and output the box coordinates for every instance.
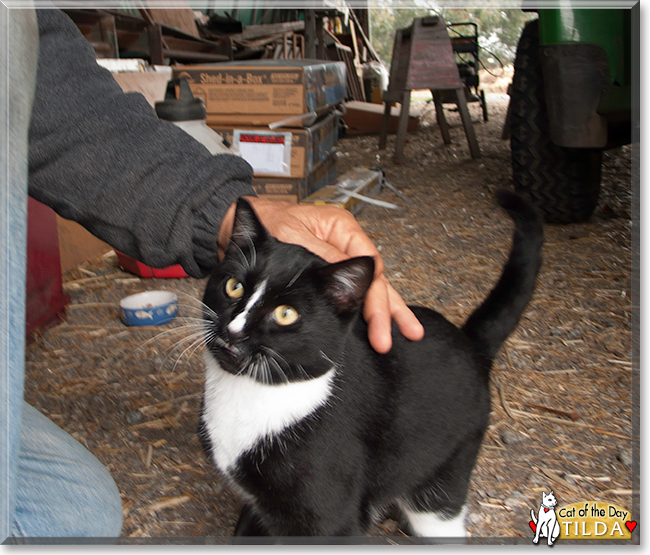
[218,196,424,354]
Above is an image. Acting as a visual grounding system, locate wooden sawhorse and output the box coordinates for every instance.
[378,17,481,163]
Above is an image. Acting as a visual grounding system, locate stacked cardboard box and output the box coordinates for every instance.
[173,60,346,202]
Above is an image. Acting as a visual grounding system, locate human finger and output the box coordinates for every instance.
[363,276,394,354]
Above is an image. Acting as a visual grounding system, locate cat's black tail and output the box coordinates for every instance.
[462,189,543,370]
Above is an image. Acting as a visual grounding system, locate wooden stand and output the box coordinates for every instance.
[378,17,481,162]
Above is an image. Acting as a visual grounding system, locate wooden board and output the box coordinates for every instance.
[145,4,199,38]
[343,100,418,135]
[111,70,170,107]
[406,18,462,90]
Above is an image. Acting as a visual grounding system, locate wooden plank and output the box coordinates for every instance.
[406,18,462,90]
[393,91,411,163]
[345,100,419,137]
[145,5,199,38]
[111,71,170,107]
[432,90,451,144]
[232,21,305,41]
[386,29,411,96]
[454,88,482,158]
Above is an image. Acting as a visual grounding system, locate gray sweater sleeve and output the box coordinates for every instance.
[28,9,256,278]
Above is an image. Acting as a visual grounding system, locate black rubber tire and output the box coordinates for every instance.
[510,19,602,224]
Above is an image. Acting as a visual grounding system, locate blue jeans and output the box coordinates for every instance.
[1,5,122,540]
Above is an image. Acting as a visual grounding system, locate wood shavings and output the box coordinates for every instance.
[146,496,191,514]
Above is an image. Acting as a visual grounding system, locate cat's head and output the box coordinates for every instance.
[542,491,557,508]
[203,198,375,384]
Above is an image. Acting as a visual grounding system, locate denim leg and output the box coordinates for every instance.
[10,404,123,538]
[0,4,38,543]
[1,4,122,540]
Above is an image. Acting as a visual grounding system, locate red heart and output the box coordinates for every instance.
[544,508,550,513]
[626,521,637,533]
[529,521,536,533]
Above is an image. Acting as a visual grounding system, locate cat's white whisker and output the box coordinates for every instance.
[260,346,292,384]
[244,232,257,268]
[319,350,338,368]
[230,240,252,271]
[237,356,253,378]
[286,264,309,289]
[262,358,273,386]
[233,216,258,268]
[183,335,210,366]
[173,293,221,327]
[247,359,257,382]
[164,331,209,371]
[296,365,310,381]
[175,293,217,315]
[267,356,289,384]
[206,334,226,349]
[175,316,210,324]
[255,358,263,383]
[133,323,207,358]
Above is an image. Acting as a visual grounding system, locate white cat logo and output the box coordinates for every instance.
[530,491,561,546]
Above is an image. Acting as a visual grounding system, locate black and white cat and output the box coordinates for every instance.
[198,190,543,538]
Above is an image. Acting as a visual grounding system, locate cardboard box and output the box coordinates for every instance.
[252,150,338,203]
[300,167,384,215]
[210,110,339,178]
[172,60,346,126]
[57,216,112,274]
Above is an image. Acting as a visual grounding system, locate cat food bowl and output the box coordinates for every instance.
[119,291,178,326]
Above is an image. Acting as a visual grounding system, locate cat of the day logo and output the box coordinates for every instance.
[529,491,636,545]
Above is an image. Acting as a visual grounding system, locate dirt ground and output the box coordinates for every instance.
[24,88,637,544]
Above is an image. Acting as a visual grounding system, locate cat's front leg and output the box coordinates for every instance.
[234,503,270,537]
[548,519,560,546]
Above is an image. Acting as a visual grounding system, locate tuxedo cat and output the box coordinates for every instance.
[199,190,543,538]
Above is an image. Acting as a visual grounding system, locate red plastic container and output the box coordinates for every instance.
[116,251,189,279]
[25,197,69,338]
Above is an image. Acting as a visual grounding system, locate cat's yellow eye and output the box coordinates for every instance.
[272,305,300,326]
[225,277,244,299]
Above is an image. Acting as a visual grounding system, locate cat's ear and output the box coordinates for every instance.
[231,198,267,247]
[321,256,375,313]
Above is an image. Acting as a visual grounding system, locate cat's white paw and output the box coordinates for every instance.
[399,502,467,538]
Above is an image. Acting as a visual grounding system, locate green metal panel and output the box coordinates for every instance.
[538,8,629,86]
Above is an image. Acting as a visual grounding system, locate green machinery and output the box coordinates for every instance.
[509,5,635,223]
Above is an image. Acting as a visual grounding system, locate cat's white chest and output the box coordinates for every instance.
[202,353,335,473]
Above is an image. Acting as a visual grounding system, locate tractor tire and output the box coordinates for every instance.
[510,19,602,224]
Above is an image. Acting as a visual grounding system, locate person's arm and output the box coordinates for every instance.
[29,9,423,352]
[28,9,255,278]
